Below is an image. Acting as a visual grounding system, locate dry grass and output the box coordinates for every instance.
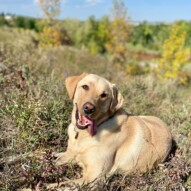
[0,34,190,190]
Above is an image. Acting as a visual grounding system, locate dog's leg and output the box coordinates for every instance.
[47,162,109,190]
[75,160,110,187]
[54,151,74,166]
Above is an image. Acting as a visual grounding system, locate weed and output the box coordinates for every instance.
[0,37,190,190]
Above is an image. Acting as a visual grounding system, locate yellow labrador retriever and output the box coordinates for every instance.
[54,73,172,187]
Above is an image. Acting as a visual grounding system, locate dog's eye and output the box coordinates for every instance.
[82,85,89,90]
[100,92,107,99]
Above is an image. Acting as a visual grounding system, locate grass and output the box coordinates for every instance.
[0,29,191,190]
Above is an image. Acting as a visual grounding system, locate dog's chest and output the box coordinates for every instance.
[68,124,119,165]
[68,124,99,152]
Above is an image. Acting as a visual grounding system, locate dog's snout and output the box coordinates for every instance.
[83,102,96,115]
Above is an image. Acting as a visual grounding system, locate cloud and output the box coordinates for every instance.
[33,0,39,5]
[85,0,103,7]
[34,0,68,6]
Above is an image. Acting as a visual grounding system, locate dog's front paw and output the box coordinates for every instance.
[54,152,69,166]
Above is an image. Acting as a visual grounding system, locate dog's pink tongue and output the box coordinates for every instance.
[81,116,96,136]
[87,120,96,137]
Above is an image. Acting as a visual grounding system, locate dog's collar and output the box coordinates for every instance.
[74,128,79,139]
[73,124,96,139]
[73,108,130,139]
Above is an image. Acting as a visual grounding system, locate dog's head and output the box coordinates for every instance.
[65,73,123,136]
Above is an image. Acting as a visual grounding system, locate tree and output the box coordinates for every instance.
[37,0,71,47]
[24,18,36,30]
[63,18,81,44]
[105,0,131,65]
[156,23,191,84]
[39,0,60,20]
[131,22,154,48]
[97,16,110,53]
[75,16,109,55]
[75,16,98,52]
[14,16,25,28]
[0,14,7,26]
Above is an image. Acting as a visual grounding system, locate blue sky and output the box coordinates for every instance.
[0,0,191,22]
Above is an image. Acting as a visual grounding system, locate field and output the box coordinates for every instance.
[0,28,191,190]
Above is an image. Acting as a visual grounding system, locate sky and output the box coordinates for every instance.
[0,0,191,22]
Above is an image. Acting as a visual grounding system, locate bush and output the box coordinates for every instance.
[37,22,71,47]
[155,23,191,84]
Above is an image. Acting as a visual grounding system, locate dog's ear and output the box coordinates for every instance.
[65,73,87,99]
[110,84,124,112]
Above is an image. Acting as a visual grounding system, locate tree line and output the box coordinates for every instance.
[1,1,191,84]
[1,13,191,53]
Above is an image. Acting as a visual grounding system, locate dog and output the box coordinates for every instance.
[52,73,172,188]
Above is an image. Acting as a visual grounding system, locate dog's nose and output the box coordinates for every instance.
[83,102,96,115]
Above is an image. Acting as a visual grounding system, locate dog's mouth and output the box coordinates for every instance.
[75,105,96,136]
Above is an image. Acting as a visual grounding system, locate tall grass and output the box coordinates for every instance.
[0,33,190,190]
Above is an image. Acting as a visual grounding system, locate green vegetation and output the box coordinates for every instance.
[0,0,191,189]
[1,13,191,51]
[0,26,190,190]
[156,23,191,84]
[1,13,191,81]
